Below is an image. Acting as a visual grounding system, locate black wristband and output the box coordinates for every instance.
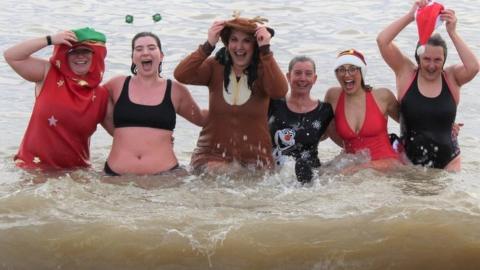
[46,35,52,46]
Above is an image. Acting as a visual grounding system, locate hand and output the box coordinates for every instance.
[452,122,463,138]
[408,0,430,20]
[207,20,225,47]
[51,30,77,47]
[440,9,457,35]
[255,25,271,47]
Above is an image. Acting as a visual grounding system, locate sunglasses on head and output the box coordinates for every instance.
[68,47,93,55]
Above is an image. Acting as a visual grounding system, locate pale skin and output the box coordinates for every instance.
[376,0,480,171]
[324,64,401,172]
[286,59,342,145]
[3,30,113,133]
[207,20,272,75]
[103,35,208,175]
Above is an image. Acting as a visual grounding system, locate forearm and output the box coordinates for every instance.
[449,31,479,73]
[259,49,288,99]
[377,13,414,46]
[4,36,50,62]
[173,42,212,85]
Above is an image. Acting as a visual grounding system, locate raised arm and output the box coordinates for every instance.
[174,21,225,86]
[4,31,77,85]
[256,26,288,99]
[172,81,208,127]
[376,1,427,74]
[442,9,479,87]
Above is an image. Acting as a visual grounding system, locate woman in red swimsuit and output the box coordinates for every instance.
[324,49,403,172]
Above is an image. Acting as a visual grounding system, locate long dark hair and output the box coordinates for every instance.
[215,28,260,92]
[130,32,163,76]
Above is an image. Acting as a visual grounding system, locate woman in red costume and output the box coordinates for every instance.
[324,49,403,172]
[174,15,288,173]
[4,28,110,170]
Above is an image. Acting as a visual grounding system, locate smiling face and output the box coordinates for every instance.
[67,46,93,76]
[287,60,317,95]
[227,29,255,73]
[418,44,445,81]
[335,64,362,94]
[132,36,163,76]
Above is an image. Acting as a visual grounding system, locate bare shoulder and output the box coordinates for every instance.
[170,79,191,98]
[104,75,127,90]
[103,75,127,100]
[374,87,395,97]
[324,87,342,100]
[170,79,192,104]
[443,65,461,89]
[373,87,397,102]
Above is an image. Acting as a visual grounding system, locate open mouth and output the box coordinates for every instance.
[74,60,88,65]
[295,82,310,90]
[141,60,153,70]
[344,79,355,90]
[233,51,247,59]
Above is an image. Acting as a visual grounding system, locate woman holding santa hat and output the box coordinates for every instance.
[376,0,479,171]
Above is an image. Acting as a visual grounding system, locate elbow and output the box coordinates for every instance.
[466,61,480,80]
[474,61,480,76]
[376,35,386,48]
[269,86,288,99]
[173,68,184,83]
[3,50,12,64]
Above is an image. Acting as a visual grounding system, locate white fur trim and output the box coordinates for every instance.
[223,71,251,106]
[416,45,426,56]
[333,54,367,79]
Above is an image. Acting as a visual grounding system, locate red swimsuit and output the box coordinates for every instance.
[335,91,398,161]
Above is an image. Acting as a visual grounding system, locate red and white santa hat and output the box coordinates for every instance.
[415,1,444,55]
[334,49,367,80]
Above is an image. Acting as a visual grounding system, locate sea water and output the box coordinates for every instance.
[0,0,480,269]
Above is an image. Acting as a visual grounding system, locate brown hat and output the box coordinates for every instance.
[220,16,274,45]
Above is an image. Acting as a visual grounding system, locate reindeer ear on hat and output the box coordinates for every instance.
[415,1,444,55]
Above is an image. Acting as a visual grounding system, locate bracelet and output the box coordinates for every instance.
[46,35,52,46]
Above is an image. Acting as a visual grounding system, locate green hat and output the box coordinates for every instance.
[72,27,106,43]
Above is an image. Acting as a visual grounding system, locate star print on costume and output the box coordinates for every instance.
[57,80,64,87]
[33,157,41,164]
[77,80,88,87]
[48,115,58,126]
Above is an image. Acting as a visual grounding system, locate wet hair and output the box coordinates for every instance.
[130,32,163,76]
[214,28,259,92]
[414,33,448,66]
[288,55,316,73]
[361,80,372,91]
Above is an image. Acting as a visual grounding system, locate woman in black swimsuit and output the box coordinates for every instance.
[377,0,479,171]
